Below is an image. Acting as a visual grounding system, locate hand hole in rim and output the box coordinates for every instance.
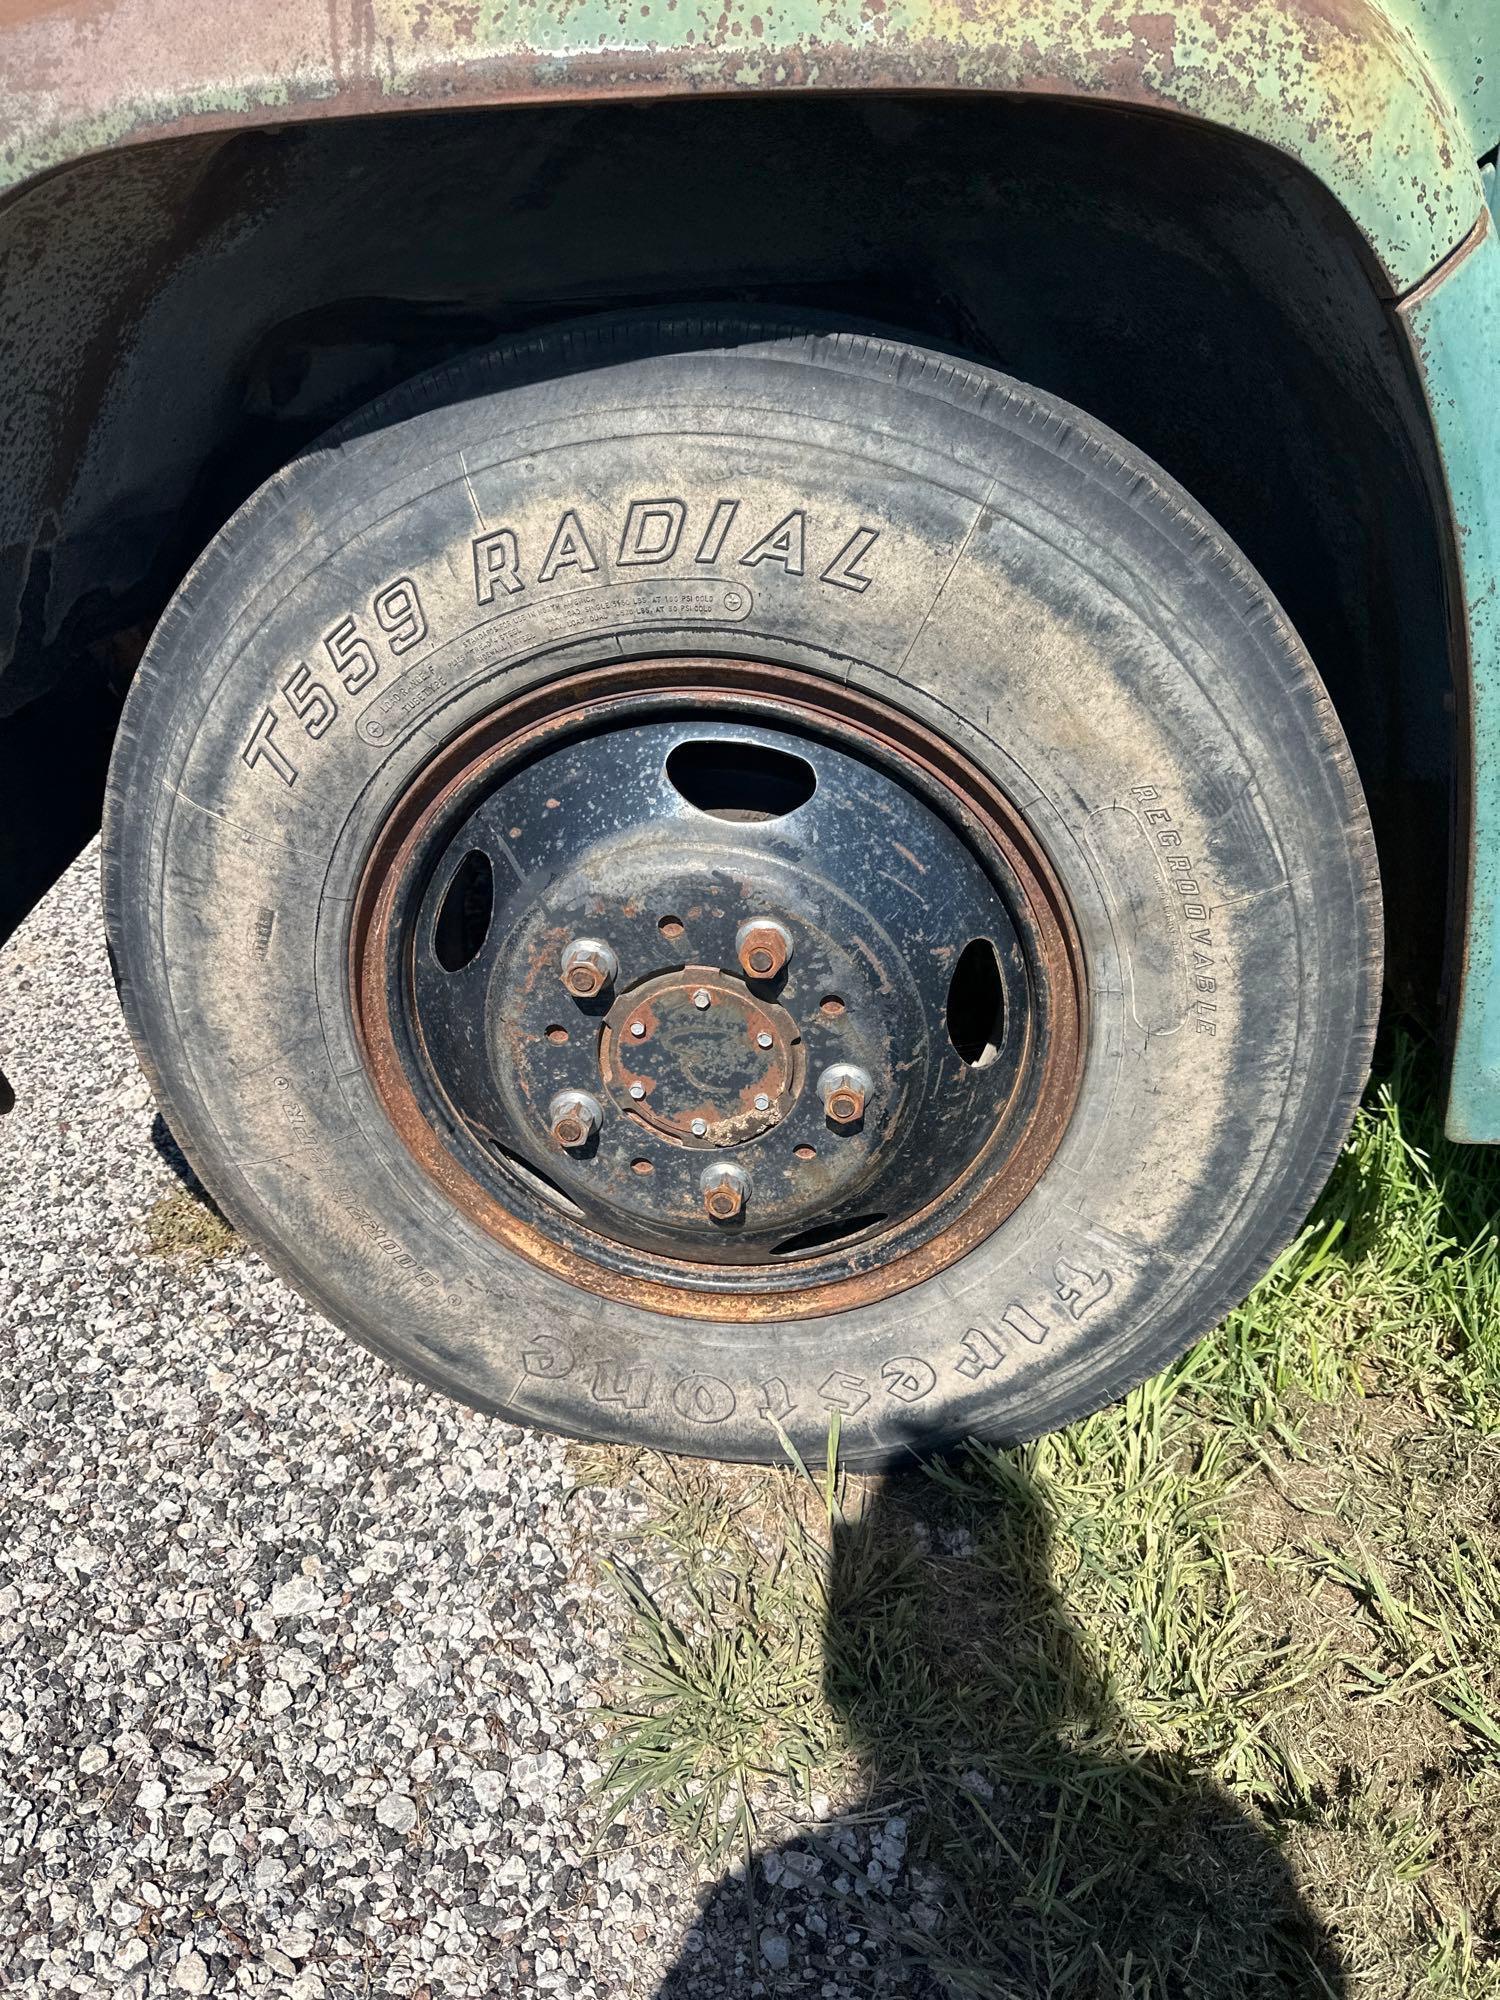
[946,937,1007,1068]
[486,1141,586,1219]
[665,738,816,821]
[432,848,493,971]
[772,1212,888,1258]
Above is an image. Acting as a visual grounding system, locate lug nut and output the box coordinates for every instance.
[693,988,712,1010]
[560,937,619,1000]
[549,1089,603,1150]
[700,1163,749,1222]
[736,918,792,981]
[817,1063,872,1126]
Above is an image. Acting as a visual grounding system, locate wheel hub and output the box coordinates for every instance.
[349,658,1085,1319]
[597,969,803,1149]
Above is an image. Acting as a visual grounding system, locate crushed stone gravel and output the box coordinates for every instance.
[1,846,929,1998]
[0,849,680,1995]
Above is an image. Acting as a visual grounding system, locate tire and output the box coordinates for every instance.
[103,313,1380,1466]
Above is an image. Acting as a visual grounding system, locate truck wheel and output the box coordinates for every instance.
[103,315,1380,1464]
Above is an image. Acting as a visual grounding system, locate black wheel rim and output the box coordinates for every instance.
[351,659,1085,1321]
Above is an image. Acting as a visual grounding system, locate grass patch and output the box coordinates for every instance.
[589,1031,1500,1996]
[143,1187,237,1261]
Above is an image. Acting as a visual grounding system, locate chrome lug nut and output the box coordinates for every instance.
[700,1162,750,1222]
[560,937,619,1000]
[548,1089,603,1150]
[817,1063,872,1126]
[736,918,792,981]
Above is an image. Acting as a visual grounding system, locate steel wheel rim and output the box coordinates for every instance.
[349,658,1086,1322]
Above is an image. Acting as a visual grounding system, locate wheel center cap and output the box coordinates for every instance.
[598,966,804,1147]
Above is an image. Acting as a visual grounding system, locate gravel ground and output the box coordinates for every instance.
[0,845,731,1997]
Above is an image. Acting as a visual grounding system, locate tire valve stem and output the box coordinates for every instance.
[817,1064,872,1127]
[549,1090,603,1150]
[700,1163,749,1223]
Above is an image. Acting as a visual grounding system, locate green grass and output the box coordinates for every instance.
[583,1031,1500,1996]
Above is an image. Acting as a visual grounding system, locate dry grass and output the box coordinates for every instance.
[142,1186,237,1261]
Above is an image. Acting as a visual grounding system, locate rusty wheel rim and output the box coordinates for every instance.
[349,659,1085,1321]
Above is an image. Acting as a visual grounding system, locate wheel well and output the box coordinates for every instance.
[0,91,1454,1011]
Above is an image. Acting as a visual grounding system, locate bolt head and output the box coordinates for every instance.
[548,1090,603,1150]
[690,1117,708,1137]
[817,1064,872,1126]
[692,988,712,1010]
[560,937,619,1000]
[700,1163,749,1221]
[735,919,792,981]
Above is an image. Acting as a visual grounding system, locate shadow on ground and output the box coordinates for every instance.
[655,1463,1345,1998]
[150,1112,218,1207]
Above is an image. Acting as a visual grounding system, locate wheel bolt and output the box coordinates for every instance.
[690,1117,709,1137]
[754,1093,771,1112]
[817,1063,872,1126]
[629,1020,646,1038]
[735,918,792,981]
[629,1082,646,1101]
[693,988,712,1010]
[756,1031,773,1050]
[700,1163,749,1222]
[560,937,619,1000]
[548,1089,603,1150]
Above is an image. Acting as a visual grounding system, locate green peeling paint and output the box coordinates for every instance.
[1386,0,1500,158]
[1404,226,1500,1141]
[0,0,1487,294]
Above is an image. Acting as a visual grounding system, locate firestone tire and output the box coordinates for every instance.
[103,315,1381,1466]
